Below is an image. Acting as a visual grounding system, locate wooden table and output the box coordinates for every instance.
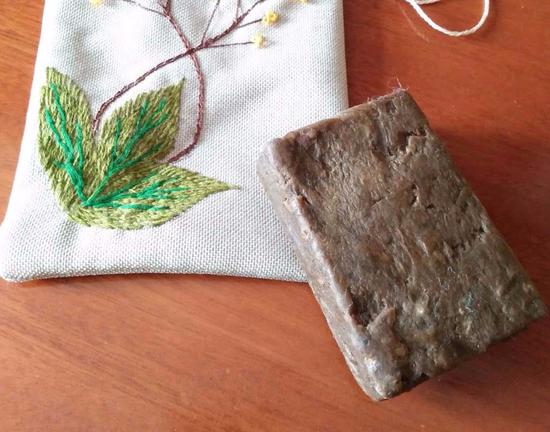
[1,1,549,430]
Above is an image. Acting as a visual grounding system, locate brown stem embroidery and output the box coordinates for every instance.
[161,0,206,162]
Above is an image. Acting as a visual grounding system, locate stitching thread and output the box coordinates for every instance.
[403,0,490,37]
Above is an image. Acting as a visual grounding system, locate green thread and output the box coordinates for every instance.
[44,85,88,202]
[38,68,234,230]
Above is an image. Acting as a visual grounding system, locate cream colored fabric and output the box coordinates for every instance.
[0,0,348,282]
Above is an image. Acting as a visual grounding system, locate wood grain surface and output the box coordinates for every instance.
[1,1,549,431]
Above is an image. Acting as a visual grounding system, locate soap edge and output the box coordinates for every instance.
[257,136,388,401]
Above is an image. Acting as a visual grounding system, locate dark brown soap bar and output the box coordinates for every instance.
[257,91,546,400]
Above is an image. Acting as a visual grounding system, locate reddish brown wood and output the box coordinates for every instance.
[0,1,549,430]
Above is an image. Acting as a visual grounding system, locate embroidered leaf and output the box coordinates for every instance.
[69,162,232,229]
[94,82,182,183]
[89,82,183,208]
[39,68,94,208]
[39,68,233,230]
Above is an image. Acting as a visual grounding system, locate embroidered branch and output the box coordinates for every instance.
[92,0,277,163]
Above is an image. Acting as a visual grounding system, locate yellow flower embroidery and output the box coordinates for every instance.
[251,33,266,48]
[262,10,280,26]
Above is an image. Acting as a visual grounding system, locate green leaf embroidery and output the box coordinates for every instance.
[39,68,233,230]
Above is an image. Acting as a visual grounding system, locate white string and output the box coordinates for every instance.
[403,0,491,37]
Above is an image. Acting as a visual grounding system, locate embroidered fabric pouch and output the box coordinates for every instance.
[0,0,347,282]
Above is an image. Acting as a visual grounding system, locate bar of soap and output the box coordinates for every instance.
[257,91,546,400]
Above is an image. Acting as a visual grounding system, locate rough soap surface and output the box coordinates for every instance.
[257,91,547,400]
